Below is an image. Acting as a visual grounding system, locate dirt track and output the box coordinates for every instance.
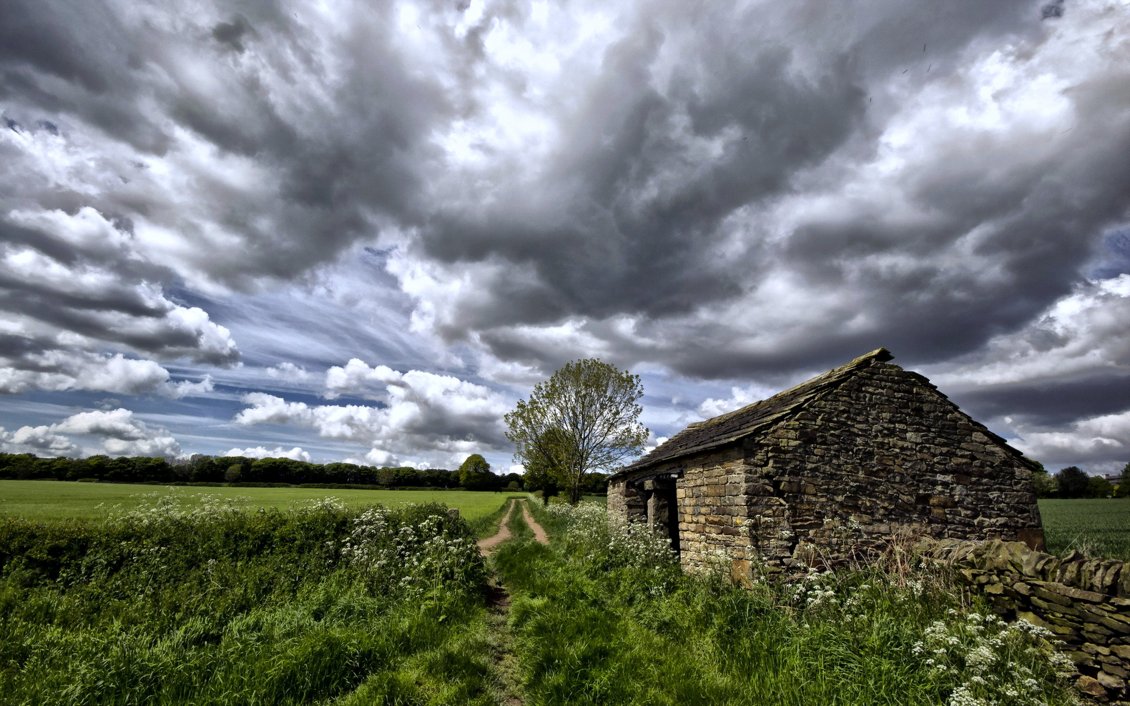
[521,502,548,544]
[476,499,549,553]
[477,499,516,553]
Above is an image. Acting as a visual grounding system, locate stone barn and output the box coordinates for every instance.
[607,348,1045,580]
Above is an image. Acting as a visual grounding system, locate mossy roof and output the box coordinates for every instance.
[611,347,1035,480]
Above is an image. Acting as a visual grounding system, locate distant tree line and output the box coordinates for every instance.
[1030,462,1129,499]
[0,452,611,494]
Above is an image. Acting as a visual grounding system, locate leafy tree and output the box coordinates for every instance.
[458,454,495,490]
[1117,461,1130,498]
[505,358,648,504]
[521,428,564,505]
[1054,466,1090,499]
[1030,468,1058,498]
[1087,475,1113,498]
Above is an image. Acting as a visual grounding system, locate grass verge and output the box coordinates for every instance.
[495,503,1078,706]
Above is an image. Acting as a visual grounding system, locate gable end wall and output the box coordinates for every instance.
[747,361,1043,573]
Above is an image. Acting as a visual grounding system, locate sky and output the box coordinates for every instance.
[1,0,1129,475]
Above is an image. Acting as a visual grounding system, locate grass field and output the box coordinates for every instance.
[0,479,510,524]
[1038,497,1130,559]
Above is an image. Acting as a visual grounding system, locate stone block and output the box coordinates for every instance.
[1096,669,1125,691]
[1058,584,1107,604]
[1075,675,1107,699]
[1084,626,1115,641]
[1101,661,1128,679]
[1096,613,1130,634]
[1032,586,1074,607]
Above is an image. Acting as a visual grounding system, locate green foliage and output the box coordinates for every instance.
[0,498,493,703]
[1038,498,1130,559]
[1116,462,1130,498]
[505,359,648,504]
[1087,475,1113,498]
[458,453,497,491]
[1054,466,1090,498]
[490,502,1076,706]
[0,452,463,489]
[1030,469,1058,498]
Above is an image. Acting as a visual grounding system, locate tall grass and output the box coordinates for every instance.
[0,496,495,705]
[495,502,1078,706]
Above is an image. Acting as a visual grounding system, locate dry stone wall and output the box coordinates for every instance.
[923,539,1130,702]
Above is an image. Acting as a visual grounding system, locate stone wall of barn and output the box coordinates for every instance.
[744,361,1044,575]
[610,359,1045,584]
[609,446,760,580]
[922,538,1130,702]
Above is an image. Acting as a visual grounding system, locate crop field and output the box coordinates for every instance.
[0,479,509,523]
[1038,498,1130,560]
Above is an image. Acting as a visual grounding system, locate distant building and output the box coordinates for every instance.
[608,348,1044,581]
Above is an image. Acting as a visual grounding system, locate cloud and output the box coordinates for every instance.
[236,360,511,467]
[697,383,781,419]
[265,362,309,382]
[2,0,1130,473]
[224,445,311,462]
[0,350,214,399]
[386,0,1130,382]
[927,274,1130,426]
[1,408,181,457]
[1011,409,1130,474]
[0,424,77,455]
[0,205,238,398]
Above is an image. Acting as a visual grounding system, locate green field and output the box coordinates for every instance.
[1038,497,1130,559]
[0,480,509,523]
[2,481,1126,559]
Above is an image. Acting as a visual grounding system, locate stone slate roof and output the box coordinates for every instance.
[611,347,1034,480]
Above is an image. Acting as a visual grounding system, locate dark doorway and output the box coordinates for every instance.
[645,476,680,553]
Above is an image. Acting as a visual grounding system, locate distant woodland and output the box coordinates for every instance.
[0,452,610,494]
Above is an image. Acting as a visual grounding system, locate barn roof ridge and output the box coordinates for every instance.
[612,347,896,479]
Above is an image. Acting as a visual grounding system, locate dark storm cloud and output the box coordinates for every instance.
[3,0,1130,466]
[451,0,1130,389]
[418,22,870,327]
[3,0,1091,338]
[1,0,450,286]
[950,374,1130,428]
[212,15,254,53]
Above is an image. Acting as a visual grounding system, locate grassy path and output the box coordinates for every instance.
[480,499,550,705]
